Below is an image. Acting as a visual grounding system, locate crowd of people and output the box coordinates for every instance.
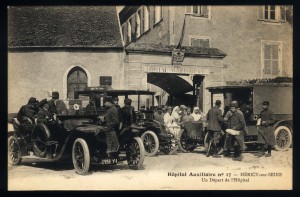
[17,92,276,162]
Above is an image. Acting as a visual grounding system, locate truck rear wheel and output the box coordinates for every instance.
[274,126,292,151]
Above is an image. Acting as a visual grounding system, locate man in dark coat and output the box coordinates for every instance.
[36,99,54,124]
[121,98,136,127]
[17,97,39,124]
[227,102,246,161]
[48,91,59,115]
[113,97,124,131]
[256,101,276,157]
[102,96,120,131]
[206,100,225,157]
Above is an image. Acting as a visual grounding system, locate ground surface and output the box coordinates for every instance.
[8,147,292,190]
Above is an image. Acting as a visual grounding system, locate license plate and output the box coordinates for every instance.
[99,158,118,165]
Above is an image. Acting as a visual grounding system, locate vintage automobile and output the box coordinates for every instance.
[73,87,178,156]
[8,91,145,175]
[179,83,293,153]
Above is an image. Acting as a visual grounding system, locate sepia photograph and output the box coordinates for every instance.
[7,5,293,190]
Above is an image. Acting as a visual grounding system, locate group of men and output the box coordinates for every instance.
[17,92,62,125]
[206,99,276,161]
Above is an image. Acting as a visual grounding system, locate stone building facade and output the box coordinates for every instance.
[119,5,292,112]
[8,6,124,113]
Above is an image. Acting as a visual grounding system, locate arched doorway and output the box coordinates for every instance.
[67,66,88,98]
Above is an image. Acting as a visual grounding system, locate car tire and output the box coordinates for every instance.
[178,130,196,153]
[274,126,292,151]
[31,123,51,157]
[141,130,159,156]
[72,138,90,175]
[126,137,145,170]
[8,136,22,165]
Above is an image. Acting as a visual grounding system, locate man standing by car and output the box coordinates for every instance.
[206,100,225,157]
[226,102,246,161]
[121,98,136,127]
[102,96,120,131]
[256,101,276,157]
[113,97,124,131]
[153,106,164,125]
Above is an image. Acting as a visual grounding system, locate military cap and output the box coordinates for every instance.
[230,102,238,108]
[124,98,132,105]
[262,101,269,106]
[180,105,187,110]
[27,97,38,105]
[103,96,113,103]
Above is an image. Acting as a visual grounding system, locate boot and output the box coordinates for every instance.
[265,153,271,157]
[232,154,243,161]
[223,149,231,157]
[255,152,265,157]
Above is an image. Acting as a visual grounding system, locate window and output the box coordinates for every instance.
[186,6,209,18]
[136,11,141,38]
[258,5,286,22]
[153,5,163,24]
[67,67,87,99]
[261,41,282,77]
[189,36,210,48]
[127,19,132,43]
[144,6,150,32]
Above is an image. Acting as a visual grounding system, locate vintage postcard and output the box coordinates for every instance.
[7,5,293,190]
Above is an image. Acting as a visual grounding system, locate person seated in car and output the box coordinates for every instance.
[47,91,67,115]
[153,106,164,125]
[17,97,39,124]
[121,98,136,127]
[36,99,56,124]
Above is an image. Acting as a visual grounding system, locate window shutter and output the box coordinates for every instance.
[185,6,192,14]
[280,6,286,22]
[258,6,264,20]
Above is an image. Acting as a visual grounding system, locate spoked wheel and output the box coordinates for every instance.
[204,132,225,155]
[126,137,145,170]
[274,126,292,151]
[72,138,90,175]
[8,136,22,165]
[141,130,159,156]
[160,139,178,155]
[178,130,197,153]
[31,124,51,157]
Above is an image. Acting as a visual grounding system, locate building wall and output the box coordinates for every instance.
[8,50,124,113]
[176,6,293,81]
[124,52,226,113]
[122,6,292,81]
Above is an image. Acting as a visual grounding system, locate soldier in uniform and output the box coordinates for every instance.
[102,96,120,131]
[113,97,124,131]
[121,98,136,127]
[227,102,246,161]
[17,97,39,124]
[256,101,275,157]
[36,99,55,124]
[153,105,164,125]
[206,100,225,157]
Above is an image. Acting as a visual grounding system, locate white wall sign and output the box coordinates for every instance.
[144,64,210,75]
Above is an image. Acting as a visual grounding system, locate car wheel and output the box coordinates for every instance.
[31,123,51,157]
[126,137,145,170]
[274,126,292,151]
[8,136,22,165]
[141,130,159,156]
[161,139,178,155]
[72,138,90,175]
[178,130,196,153]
